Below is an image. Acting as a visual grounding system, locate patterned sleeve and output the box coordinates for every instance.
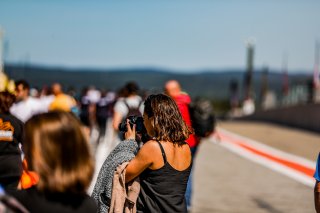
[91,139,139,213]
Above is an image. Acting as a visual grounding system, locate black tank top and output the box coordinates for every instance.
[137,141,192,213]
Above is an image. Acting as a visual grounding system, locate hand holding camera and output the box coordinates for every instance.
[124,119,136,140]
[118,116,144,133]
[119,116,150,143]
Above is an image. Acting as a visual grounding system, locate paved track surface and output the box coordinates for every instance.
[191,121,319,213]
[219,121,320,161]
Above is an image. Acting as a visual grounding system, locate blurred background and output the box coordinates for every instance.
[1,1,320,114]
[1,1,320,212]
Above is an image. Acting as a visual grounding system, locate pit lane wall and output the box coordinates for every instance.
[240,103,320,132]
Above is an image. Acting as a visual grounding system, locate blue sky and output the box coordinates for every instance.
[1,1,320,72]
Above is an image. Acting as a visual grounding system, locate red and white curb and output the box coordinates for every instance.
[211,128,316,188]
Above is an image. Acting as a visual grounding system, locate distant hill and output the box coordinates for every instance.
[4,64,312,101]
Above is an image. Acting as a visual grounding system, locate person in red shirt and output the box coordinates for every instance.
[164,80,198,149]
[165,80,199,210]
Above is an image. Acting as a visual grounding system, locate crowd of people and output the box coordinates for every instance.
[0,78,319,213]
[0,78,210,213]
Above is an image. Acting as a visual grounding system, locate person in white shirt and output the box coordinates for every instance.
[112,82,144,131]
[10,80,48,123]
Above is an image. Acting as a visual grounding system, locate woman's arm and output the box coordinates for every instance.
[125,143,154,183]
[124,120,155,183]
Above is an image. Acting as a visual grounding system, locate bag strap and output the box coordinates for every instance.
[123,99,130,110]
[123,99,142,112]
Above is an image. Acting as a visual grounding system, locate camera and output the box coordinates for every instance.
[118,115,145,133]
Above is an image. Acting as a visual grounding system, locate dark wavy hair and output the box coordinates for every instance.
[144,94,192,146]
[0,91,16,114]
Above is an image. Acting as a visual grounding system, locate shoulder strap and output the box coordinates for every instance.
[123,99,142,110]
[156,140,167,164]
[123,99,130,109]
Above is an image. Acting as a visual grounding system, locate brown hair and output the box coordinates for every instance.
[0,91,16,114]
[24,111,94,194]
[144,94,192,145]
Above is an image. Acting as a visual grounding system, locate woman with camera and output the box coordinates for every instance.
[125,94,192,212]
[92,94,192,212]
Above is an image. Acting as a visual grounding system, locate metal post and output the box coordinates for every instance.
[244,39,255,99]
[313,40,320,102]
[314,41,319,88]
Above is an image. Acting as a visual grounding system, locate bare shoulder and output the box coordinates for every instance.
[135,140,162,165]
[139,140,165,157]
[140,140,160,152]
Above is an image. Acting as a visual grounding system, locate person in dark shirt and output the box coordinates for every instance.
[10,111,97,213]
[124,94,192,212]
[0,91,24,192]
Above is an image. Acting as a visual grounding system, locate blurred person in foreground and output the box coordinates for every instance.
[49,83,77,112]
[0,91,24,192]
[9,111,97,213]
[10,80,48,122]
[314,152,320,212]
[165,80,198,210]
[92,94,192,212]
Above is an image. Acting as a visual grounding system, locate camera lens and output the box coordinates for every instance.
[118,116,145,133]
